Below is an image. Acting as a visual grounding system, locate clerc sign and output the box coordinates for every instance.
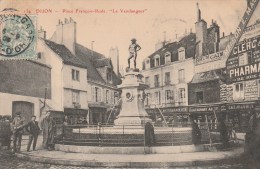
[227,35,260,82]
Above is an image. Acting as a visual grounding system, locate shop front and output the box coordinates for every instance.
[188,105,220,124]
[146,107,189,125]
[64,108,88,125]
[223,102,255,132]
[88,106,108,125]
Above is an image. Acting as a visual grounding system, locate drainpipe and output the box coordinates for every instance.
[40,88,47,117]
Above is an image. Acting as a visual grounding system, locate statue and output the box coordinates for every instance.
[128,38,141,69]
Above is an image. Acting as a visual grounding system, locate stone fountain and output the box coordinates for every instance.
[114,68,152,126]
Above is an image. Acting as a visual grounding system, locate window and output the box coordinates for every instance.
[196,92,203,104]
[95,87,101,102]
[178,69,185,83]
[145,76,150,86]
[178,47,185,61]
[106,90,109,104]
[155,91,161,105]
[107,69,112,82]
[146,59,150,69]
[165,90,174,103]
[145,93,150,105]
[165,52,171,63]
[114,92,118,104]
[165,72,171,85]
[233,83,244,100]
[179,88,186,103]
[259,80,260,97]
[238,53,248,66]
[72,69,80,81]
[154,55,160,66]
[72,90,80,104]
[37,52,43,59]
[154,74,160,87]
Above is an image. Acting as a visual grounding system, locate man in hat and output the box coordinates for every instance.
[128,38,141,69]
[11,112,25,153]
[41,111,56,150]
[25,115,40,151]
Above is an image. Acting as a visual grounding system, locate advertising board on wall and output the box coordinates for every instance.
[226,35,260,83]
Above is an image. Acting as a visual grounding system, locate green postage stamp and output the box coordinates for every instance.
[0,8,37,60]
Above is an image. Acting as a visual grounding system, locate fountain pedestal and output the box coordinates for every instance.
[114,68,152,126]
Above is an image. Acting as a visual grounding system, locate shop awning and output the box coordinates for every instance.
[190,69,225,84]
[39,99,63,112]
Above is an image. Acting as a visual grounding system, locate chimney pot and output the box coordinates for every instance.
[65,18,69,24]
[223,32,225,37]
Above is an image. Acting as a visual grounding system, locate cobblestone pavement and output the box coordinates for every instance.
[0,148,253,169]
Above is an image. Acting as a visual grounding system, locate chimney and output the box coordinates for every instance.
[109,47,119,76]
[197,2,201,22]
[223,32,225,37]
[195,2,207,57]
[38,26,46,39]
[50,18,77,54]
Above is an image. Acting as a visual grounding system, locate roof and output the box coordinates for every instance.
[190,69,225,84]
[143,33,196,69]
[94,58,112,68]
[44,39,121,86]
[75,43,121,86]
[44,40,86,68]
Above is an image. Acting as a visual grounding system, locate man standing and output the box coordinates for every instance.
[128,38,141,69]
[11,112,25,153]
[41,112,56,150]
[26,116,40,151]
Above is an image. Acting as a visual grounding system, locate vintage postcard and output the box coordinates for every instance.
[0,0,260,168]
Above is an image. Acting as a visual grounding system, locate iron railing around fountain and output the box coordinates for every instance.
[55,122,237,148]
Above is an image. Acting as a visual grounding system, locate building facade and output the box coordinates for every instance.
[0,60,51,123]
[141,33,196,123]
[38,18,121,124]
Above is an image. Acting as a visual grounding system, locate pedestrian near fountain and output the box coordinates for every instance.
[245,110,260,159]
[41,112,56,150]
[11,112,25,153]
[145,121,156,147]
[218,116,229,149]
[25,116,40,151]
[191,119,201,145]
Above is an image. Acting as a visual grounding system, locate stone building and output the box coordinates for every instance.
[0,59,52,123]
[39,18,121,124]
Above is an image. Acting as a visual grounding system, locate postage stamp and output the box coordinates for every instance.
[0,8,37,60]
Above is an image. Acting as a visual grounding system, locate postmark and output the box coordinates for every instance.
[0,8,37,60]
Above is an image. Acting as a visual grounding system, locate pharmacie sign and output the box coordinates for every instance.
[226,35,260,83]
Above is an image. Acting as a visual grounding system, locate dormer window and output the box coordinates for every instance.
[165,52,171,63]
[146,58,150,69]
[154,55,160,67]
[178,47,185,61]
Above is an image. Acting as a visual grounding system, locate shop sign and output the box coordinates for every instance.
[244,80,259,100]
[161,107,188,113]
[195,51,224,65]
[227,104,254,110]
[189,106,219,112]
[240,22,260,40]
[226,35,260,82]
[224,0,259,59]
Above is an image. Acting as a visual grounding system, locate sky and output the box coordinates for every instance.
[0,0,251,68]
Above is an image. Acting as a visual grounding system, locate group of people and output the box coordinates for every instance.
[10,111,56,153]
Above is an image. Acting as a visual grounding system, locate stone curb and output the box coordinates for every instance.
[15,152,241,168]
